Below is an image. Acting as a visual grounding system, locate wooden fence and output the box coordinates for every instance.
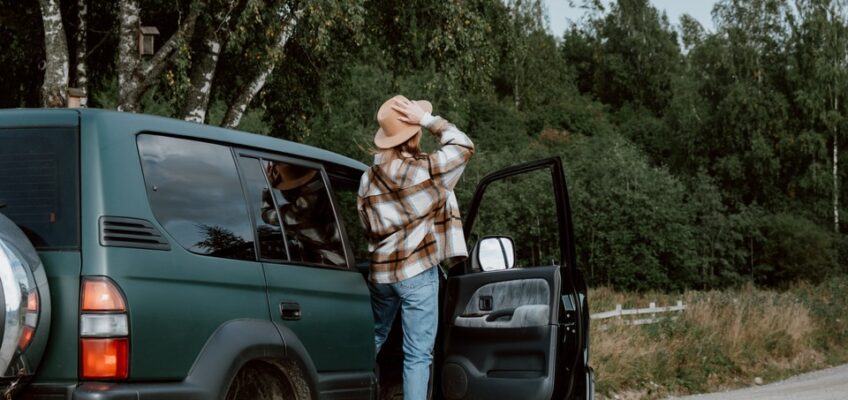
[590,300,686,326]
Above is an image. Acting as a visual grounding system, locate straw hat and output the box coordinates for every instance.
[269,163,318,191]
[374,95,433,149]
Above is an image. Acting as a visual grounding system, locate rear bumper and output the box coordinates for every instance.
[20,382,209,400]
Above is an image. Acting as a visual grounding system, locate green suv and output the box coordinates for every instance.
[0,108,592,400]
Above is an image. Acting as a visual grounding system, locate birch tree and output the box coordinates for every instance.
[220,13,297,128]
[790,0,848,232]
[75,0,88,106]
[38,0,69,107]
[504,0,547,110]
[181,4,234,123]
[182,1,300,126]
[181,34,224,123]
[116,0,202,112]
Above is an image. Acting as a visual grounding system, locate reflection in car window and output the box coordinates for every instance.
[262,160,346,267]
[137,134,256,261]
[238,156,286,261]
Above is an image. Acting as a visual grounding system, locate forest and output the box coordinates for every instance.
[2,0,847,292]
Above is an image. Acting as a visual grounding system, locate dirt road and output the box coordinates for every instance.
[670,364,848,400]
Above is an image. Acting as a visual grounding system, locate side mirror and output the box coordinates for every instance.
[472,236,516,271]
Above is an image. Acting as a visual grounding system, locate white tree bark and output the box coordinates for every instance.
[39,0,70,108]
[76,0,88,107]
[116,0,141,112]
[834,96,840,233]
[182,37,222,123]
[117,0,202,112]
[220,15,298,129]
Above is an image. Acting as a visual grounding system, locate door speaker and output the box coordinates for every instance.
[441,363,468,399]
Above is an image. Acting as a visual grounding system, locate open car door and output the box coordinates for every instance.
[441,157,592,400]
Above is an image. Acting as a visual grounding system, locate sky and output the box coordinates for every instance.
[543,0,720,38]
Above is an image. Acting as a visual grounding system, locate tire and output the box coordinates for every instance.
[225,360,311,400]
[0,213,51,388]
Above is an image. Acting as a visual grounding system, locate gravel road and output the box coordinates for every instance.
[669,364,848,400]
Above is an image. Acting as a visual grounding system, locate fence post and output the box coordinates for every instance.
[649,302,656,321]
[615,304,622,320]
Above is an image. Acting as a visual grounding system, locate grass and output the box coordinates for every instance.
[590,277,848,399]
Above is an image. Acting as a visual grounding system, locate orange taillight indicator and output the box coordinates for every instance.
[80,277,129,380]
[80,338,129,380]
[81,279,127,312]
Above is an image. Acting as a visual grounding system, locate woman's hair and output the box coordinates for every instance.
[372,129,423,161]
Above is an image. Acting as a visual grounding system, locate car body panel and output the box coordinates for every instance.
[263,262,375,372]
[77,111,277,379]
[31,252,80,383]
[0,109,79,128]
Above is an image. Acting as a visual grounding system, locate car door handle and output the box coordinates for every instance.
[485,308,515,322]
[280,302,301,321]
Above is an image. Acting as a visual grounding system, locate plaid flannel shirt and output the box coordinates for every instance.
[357,118,475,283]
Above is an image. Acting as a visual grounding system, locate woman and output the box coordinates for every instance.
[357,95,475,400]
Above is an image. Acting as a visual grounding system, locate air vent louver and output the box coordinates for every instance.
[99,216,170,251]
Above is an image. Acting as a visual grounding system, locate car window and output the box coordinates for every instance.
[0,127,79,249]
[238,156,286,261]
[469,168,559,268]
[262,159,347,268]
[137,134,256,261]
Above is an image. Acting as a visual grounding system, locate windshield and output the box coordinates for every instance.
[0,127,80,249]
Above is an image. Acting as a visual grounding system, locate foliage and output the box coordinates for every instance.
[7,0,848,291]
[754,213,840,286]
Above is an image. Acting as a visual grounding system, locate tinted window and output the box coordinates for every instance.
[137,134,255,261]
[0,127,79,249]
[263,160,346,267]
[238,156,286,261]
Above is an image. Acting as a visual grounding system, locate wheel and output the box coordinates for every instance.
[225,360,311,400]
[0,213,51,394]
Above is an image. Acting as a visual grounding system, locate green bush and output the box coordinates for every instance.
[754,213,839,287]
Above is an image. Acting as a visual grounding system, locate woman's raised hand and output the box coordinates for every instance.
[391,98,427,126]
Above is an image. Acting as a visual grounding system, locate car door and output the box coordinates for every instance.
[234,151,375,397]
[441,157,590,400]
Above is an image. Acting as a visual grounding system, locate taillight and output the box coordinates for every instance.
[80,277,129,380]
[81,338,129,379]
[81,279,127,311]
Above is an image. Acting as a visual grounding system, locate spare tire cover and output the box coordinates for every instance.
[0,213,51,378]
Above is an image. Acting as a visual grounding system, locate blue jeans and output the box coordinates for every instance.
[370,266,439,400]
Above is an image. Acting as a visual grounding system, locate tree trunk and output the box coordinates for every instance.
[220,14,298,129]
[39,0,70,108]
[76,0,88,107]
[834,96,840,233]
[117,0,202,112]
[116,0,142,112]
[182,35,222,123]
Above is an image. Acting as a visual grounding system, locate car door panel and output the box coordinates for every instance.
[443,266,560,400]
[453,278,552,329]
[442,157,588,400]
